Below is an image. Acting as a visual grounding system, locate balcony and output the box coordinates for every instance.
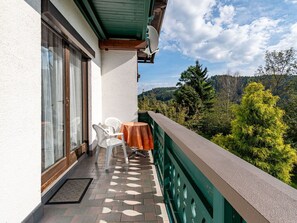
[40,145,169,222]
[40,111,297,223]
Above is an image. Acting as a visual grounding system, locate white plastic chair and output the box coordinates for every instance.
[92,124,128,170]
[104,117,122,134]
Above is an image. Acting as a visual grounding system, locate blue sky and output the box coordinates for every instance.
[138,0,297,93]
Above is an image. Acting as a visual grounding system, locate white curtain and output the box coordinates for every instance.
[41,25,64,171]
[70,47,83,150]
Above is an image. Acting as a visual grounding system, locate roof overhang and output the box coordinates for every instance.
[74,0,168,63]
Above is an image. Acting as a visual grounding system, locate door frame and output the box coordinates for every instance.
[41,1,94,192]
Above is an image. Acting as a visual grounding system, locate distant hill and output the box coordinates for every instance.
[138,87,176,101]
[139,75,297,102]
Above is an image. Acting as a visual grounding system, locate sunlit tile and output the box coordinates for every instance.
[114,170,121,174]
[102,207,111,214]
[128,171,140,175]
[110,181,118,186]
[129,167,140,170]
[115,166,122,169]
[126,183,141,188]
[104,198,114,203]
[122,210,142,216]
[127,177,140,181]
[157,203,169,221]
[99,220,107,223]
[123,200,142,205]
[129,159,140,163]
[125,190,141,195]
[150,161,163,197]
[112,176,119,179]
[108,188,117,192]
[129,163,140,166]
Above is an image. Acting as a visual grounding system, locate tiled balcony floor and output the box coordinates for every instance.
[40,148,169,223]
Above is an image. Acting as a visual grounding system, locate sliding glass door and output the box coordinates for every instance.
[41,22,88,191]
[70,47,83,151]
[41,24,65,172]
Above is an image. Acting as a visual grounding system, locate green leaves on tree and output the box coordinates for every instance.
[212,82,297,183]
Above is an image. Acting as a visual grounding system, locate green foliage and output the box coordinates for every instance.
[138,94,187,125]
[174,60,215,117]
[212,82,297,183]
[281,79,297,149]
[256,48,297,96]
[198,97,234,139]
[138,87,176,101]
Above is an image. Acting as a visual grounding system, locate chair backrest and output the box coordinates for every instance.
[92,124,108,148]
[104,117,122,133]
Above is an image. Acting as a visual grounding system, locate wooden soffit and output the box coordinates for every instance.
[99,39,146,51]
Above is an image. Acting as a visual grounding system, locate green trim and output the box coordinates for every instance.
[74,0,154,40]
[74,0,107,39]
[141,0,152,40]
[213,188,224,223]
[81,0,107,39]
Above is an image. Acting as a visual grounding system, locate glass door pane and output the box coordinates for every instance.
[69,47,83,150]
[41,24,64,171]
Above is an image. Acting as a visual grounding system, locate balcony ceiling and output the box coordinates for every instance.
[74,0,168,63]
[74,0,153,40]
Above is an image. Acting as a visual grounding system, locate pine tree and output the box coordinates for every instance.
[174,60,215,117]
[212,82,297,183]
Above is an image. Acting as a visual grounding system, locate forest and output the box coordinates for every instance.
[138,48,297,187]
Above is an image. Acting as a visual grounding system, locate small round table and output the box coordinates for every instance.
[120,122,154,157]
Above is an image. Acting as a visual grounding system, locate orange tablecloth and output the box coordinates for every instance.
[120,122,154,150]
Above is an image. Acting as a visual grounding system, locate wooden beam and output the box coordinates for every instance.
[99,39,147,50]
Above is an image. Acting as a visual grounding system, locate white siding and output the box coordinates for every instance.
[0,0,41,222]
[101,50,138,122]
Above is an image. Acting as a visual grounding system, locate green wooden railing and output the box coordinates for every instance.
[138,111,297,223]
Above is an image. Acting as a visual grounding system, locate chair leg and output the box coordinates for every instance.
[122,141,129,164]
[105,146,113,170]
[95,145,100,164]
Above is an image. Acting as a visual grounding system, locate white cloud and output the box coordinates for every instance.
[214,5,235,26]
[285,0,297,4]
[160,0,286,75]
[269,22,297,50]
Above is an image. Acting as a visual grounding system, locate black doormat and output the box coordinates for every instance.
[47,178,93,204]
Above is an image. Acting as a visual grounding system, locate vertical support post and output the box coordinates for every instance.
[152,120,157,161]
[163,133,169,193]
[213,188,224,223]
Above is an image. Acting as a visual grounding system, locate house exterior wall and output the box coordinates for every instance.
[0,0,41,222]
[101,50,138,122]
[50,0,102,149]
[0,0,139,221]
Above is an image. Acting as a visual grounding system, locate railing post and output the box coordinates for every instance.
[163,133,169,193]
[152,119,157,160]
[213,188,224,223]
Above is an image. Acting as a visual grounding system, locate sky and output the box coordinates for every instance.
[138,0,297,94]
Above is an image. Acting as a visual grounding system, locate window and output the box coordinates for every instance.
[41,22,86,172]
[41,24,64,171]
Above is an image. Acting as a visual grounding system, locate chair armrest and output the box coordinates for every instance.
[109,132,123,137]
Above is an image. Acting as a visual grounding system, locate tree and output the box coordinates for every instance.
[282,78,297,149]
[256,48,297,96]
[138,94,187,125]
[198,97,234,139]
[212,82,297,184]
[174,60,215,117]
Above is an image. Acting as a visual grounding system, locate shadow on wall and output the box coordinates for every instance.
[25,0,41,14]
[101,50,136,75]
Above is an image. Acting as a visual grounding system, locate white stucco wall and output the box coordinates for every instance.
[0,0,41,222]
[101,50,138,122]
[51,0,102,147]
